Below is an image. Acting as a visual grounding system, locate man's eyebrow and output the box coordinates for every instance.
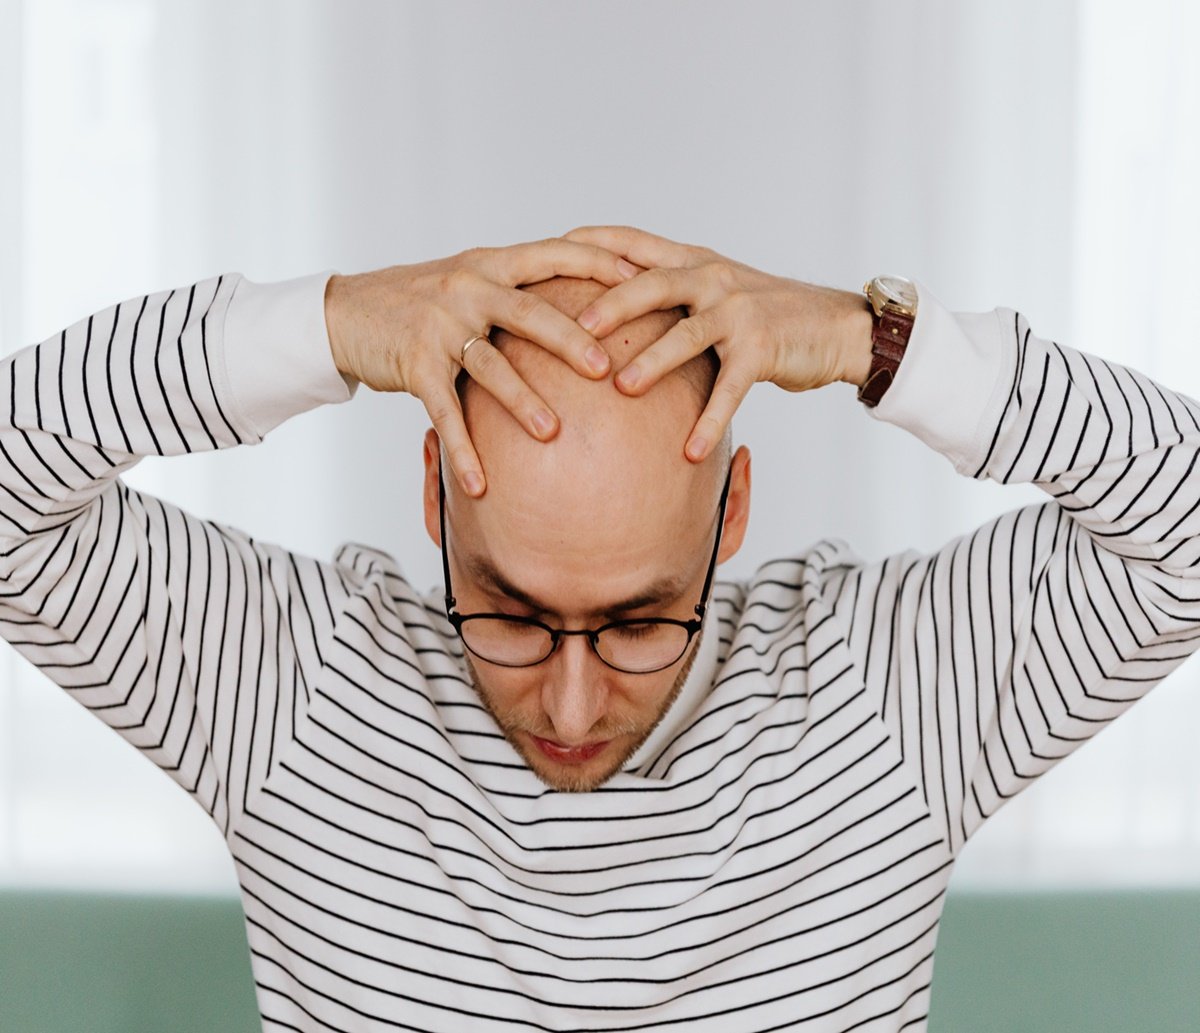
[465,556,690,617]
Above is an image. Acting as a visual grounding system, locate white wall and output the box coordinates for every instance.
[2,0,1197,893]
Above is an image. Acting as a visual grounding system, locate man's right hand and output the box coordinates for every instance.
[564,225,874,464]
[324,239,638,497]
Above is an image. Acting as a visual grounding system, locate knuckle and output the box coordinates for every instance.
[644,267,674,299]
[425,395,459,426]
[473,246,499,277]
[406,357,432,389]
[709,261,740,294]
[682,315,710,348]
[723,289,753,320]
[720,368,753,399]
[509,290,543,324]
[717,375,743,400]
[445,267,477,296]
[431,271,454,298]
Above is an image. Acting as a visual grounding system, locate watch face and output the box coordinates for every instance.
[875,275,917,310]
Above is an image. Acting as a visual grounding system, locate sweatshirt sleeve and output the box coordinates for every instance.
[0,272,356,840]
[836,282,1200,854]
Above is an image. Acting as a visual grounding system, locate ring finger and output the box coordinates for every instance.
[458,333,560,441]
[483,281,612,378]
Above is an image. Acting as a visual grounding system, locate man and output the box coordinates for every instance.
[2,227,1197,1031]
[430,274,742,793]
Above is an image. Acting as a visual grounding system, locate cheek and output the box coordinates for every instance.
[471,665,539,711]
[612,673,679,714]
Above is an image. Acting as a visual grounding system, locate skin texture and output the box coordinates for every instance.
[564,225,875,462]
[423,277,751,792]
[325,239,640,497]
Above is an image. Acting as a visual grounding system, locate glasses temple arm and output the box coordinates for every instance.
[438,465,456,611]
[695,467,733,619]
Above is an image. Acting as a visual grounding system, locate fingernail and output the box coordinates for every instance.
[617,258,639,279]
[585,345,609,374]
[464,471,484,496]
[686,436,708,461]
[533,409,556,436]
[578,308,600,332]
[616,363,641,391]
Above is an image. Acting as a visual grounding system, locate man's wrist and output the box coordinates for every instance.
[324,274,357,382]
[224,271,355,440]
[836,293,875,389]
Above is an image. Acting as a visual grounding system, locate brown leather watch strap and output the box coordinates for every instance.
[857,307,915,408]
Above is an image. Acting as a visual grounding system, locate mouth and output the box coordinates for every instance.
[529,734,611,764]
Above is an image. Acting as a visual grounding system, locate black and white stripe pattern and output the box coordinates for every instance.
[2,277,1198,1031]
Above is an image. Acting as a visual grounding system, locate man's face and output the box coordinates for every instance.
[423,278,749,792]
[439,464,726,791]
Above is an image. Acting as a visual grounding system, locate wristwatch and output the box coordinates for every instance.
[857,275,918,408]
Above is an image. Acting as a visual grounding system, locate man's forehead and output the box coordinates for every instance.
[462,548,694,619]
[441,447,721,620]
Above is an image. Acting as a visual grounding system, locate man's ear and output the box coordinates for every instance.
[422,428,443,548]
[716,445,751,565]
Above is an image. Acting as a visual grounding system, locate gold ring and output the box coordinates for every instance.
[459,333,489,366]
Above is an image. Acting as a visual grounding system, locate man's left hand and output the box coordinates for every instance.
[565,225,875,462]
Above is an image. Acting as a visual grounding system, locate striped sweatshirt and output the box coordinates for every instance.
[2,271,1199,1032]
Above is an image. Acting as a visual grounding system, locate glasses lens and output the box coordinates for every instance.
[596,621,691,674]
[460,617,554,667]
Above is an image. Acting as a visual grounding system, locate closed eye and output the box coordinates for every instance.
[606,621,660,641]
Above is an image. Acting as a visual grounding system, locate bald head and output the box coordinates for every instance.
[441,276,729,618]
[459,276,724,474]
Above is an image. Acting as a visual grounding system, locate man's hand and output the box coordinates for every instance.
[564,226,875,462]
[324,239,639,496]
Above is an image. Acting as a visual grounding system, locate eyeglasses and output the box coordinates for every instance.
[439,465,731,675]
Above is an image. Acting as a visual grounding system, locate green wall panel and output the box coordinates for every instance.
[1,888,1197,1031]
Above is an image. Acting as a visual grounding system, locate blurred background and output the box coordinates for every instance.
[1,0,1198,897]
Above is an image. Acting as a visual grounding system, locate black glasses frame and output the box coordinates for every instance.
[438,464,732,674]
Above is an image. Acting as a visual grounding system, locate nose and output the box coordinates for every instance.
[539,633,608,745]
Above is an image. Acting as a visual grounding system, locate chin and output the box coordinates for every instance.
[528,760,622,793]
[461,654,692,793]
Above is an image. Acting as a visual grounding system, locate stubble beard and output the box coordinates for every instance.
[464,636,702,793]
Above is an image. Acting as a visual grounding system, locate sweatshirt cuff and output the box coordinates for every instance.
[867,280,1016,475]
[222,271,358,441]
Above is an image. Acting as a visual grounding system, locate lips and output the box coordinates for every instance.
[530,734,610,764]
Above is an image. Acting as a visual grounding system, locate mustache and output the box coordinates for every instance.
[463,664,646,741]
[491,707,644,741]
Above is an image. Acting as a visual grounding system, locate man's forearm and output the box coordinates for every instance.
[0,272,353,575]
[0,276,241,572]
[870,287,1200,580]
